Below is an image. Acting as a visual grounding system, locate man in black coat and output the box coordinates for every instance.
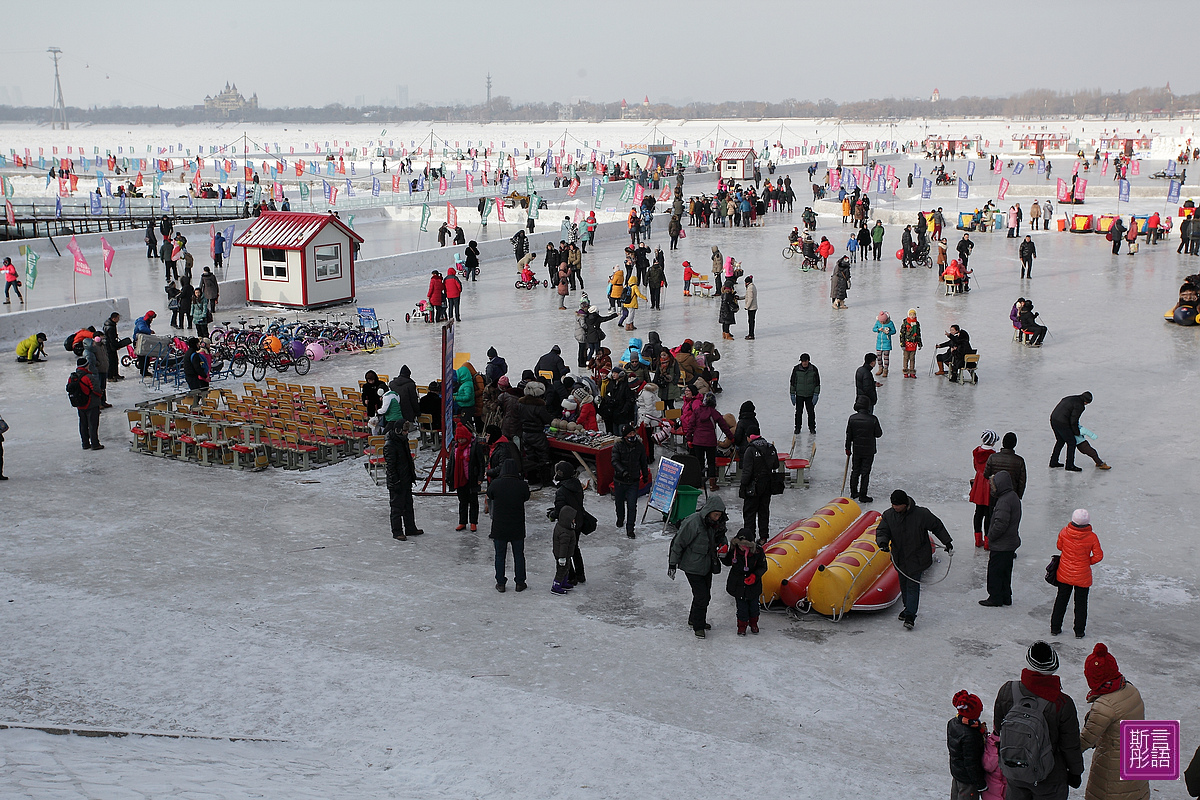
[935,326,973,381]
[534,345,568,383]
[611,424,649,539]
[979,471,1021,607]
[956,233,974,267]
[854,353,881,412]
[1018,235,1037,279]
[388,365,421,423]
[486,459,531,592]
[984,432,1027,498]
[739,434,778,543]
[1049,391,1098,471]
[384,423,423,540]
[102,312,125,381]
[876,489,953,629]
[901,225,914,268]
[844,397,882,503]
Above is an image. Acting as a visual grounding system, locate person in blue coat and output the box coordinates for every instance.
[873,311,897,377]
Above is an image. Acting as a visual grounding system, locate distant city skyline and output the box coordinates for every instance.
[0,0,1188,110]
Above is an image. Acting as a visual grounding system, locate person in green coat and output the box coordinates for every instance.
[454,364,476,425]
[871,220,886,261]
[668,495,730,638]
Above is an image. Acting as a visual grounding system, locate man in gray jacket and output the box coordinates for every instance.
[668,495,729,638]
[979,471,1021,607]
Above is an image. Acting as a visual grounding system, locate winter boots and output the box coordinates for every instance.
[974,531,985,548]
[737,621,747,636]
[625,323,637,331]
[708,477,719,492]
[935,364,946,375]
[749,618,759,634]
[552,580,571,594]
[880,368,888,378]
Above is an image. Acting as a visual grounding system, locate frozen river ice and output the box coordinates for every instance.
[1,190,1198,797]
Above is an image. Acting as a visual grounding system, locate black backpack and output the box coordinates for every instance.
[64,332,76,352]
[620,285,633,304]
[66,371,88,408]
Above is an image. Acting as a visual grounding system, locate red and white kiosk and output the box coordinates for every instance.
[838,141,870,167]
[234,211,363,309]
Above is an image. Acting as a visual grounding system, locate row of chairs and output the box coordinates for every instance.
[127,410,269,470]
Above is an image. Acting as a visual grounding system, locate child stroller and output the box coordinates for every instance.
[405,299,434,324]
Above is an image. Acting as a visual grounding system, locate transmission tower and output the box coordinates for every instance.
[486,73,492,106]
[48,47,68,130]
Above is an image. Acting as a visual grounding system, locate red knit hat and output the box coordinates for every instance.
[455,423,473,442]
[952,690,982,721]
[1084,643,1122,690]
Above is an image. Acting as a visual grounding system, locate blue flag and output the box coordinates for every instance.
[372,177,380,197]
[104,180,113,197]
[223,225,236,257]
[1167,160,1177,177]
[236,181,245,202]
[876,174,886,194]
[957,178,969,199]
[966,160,975,179]
[1118,179,1130,203]
[502,175,511,195]
[1013,162,1024,175]
[160,188,170,212]
[591,176,600,196]
[118,194,126,214]
[914,165,922,179]
[90,192,102,215]
[323,179,332,199]
[417,173,425,191]
[345,178,354,197]
[1168,179,1181,204]
[55,196,62,219]
[1037,161,1046,174]
[922,179,933,199]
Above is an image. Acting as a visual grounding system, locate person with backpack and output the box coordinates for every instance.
[181,337,209,391]
[992,641,1085,800]
[617,274,645,331]
[947,690,989,800]
[1079,643,1150,800]
[1050,509,1104,639]
[739,433,780,544]
[721,530,768,635]
[68,358,104,451]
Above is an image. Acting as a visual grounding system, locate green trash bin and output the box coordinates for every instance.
[668,485,703,525]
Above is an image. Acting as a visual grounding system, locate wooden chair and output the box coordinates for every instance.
[191,422,223,467]
[417,413,440,450]
[365,435,387,485]
[127,410,151,453]
[282,431,317,470]
[173,417,198,461]
[300,385,317,398]
[148,413,173,457]
[223,425,264,470]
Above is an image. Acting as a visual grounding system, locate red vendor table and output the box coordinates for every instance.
[547,428,652,495]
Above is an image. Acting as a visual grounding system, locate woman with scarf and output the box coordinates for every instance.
[721,531,767,635]
[1080,644,1149,800]
[969,430,999,548]
[448,423,487,532]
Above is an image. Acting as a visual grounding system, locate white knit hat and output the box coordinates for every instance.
[1072,509,1090,526]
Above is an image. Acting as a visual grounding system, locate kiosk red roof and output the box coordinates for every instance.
[717,148,756,160]
[234,211,364,251]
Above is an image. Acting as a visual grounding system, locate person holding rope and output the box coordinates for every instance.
[876,489,954,630]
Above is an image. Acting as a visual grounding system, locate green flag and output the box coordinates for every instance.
[299,181,310,200]
[420,203,431,232]
[620,179,635,203]
[2,177,13,198]
[347,214,355,230]
[525,175,536,194]
[24,250,39,290]
[528,195,540,219]
[594,185,606,210]
[482,197,495,220]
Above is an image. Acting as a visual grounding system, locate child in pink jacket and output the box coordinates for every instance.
[981,731,1006,800]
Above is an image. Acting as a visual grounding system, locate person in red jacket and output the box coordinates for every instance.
[2,256,23,304]
[1051,509,1104,638]
[573,388,598,431]
[682,261,696,296]
[970,430,999,547]
[818,236,835,269]
[443,267,464,322]
[427,270,446,322]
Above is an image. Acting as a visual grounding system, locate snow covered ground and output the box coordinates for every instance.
[2,176,1199,797]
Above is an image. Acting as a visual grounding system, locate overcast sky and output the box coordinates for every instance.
[0,0,1187,110]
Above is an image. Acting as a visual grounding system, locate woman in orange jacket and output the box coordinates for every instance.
[1051,508,1104,639]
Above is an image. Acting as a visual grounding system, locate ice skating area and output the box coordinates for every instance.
[2,140,1200,796]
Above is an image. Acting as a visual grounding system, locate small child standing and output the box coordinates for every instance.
[682,260,696,296]
[846,233,859,263]
[980,729,1006,800]
[946,690,989,800]
[551,505,578,594]
[721,531,767,635]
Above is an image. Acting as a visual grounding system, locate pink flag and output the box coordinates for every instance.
[495,198,506,223]
[273,182,283,201]
[447,202,458,228]
[634,183,645,204]
[1101,159,1109,176]
[998,178,1010,200]
[192,169,202,190]
[573,207,584,223]
[657,183,671,202]
[67,236,91,275]
[1072,161,1080,176]
[466,173,474,192]
[1131,160,1140,175]
[993,159,1003,174]
[1056,178,1070,203]
[885,164,895,181]
[329,186,338,205]
[1075,178,1087,200]
[4,199,14,225]
[209,224,216,258]
[853,168,862,185]
[100,236,115,275]
[438,176,447,195]
[392,175,401,192]
[830,170,841,192]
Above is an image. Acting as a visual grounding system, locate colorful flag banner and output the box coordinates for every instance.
[1131,160,1140,176]
[160,188,170,212]
[998,177,1010,200]
[67,236,91,275]
[1037,160,1046,174]
[658,183,671,202]
[299,181,310,201]
[1013,162,1024,175]
[594,185,606,210]
[438,176,447,195]
[495,198,506,223]
[1168,179,1182,204]
[1119,179,1130,202]
[372,177,380,197]
[921,179,932,199]
[24,250,38,290]
[100,237,115,275]
[420,203,431,232]
[447,202,458,228]
[466,172,474,193]
[633,182,645,205]
[4,199,13,225]
[1075,178,1087,201]
[957,178,969,199]
[966,160,975,179]
[1058,178,1071,203]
